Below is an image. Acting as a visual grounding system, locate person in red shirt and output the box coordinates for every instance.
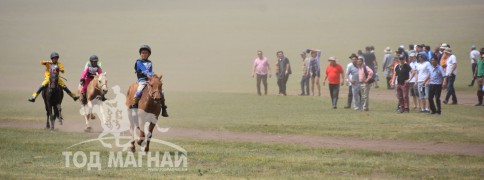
[323,56,345,109]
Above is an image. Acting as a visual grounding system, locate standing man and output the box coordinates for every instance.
[391,55,412,113]
[307,49,321,96]
[408,53,420,110]
[363,46,379,88]
[299,51,310,96]
[275,51,291,96]
[323,56,345,109]
[382,47,395,89]
[425,57,447,115]
[443,48,458,105]
[469,45,480,87]
[412,54,432,112]
[474,53,484,106]
[252,51,271,96]
[357,56,374,111]
[344,54,358,109]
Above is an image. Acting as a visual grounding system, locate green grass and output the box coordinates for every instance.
[1,128,483,179]
[4,91,484,144]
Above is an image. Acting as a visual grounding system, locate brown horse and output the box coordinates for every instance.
[79,72,108,132]
[126,74,167,152]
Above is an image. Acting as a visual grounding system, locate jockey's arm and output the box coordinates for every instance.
[40,60,51,65]
[58,62,65,73]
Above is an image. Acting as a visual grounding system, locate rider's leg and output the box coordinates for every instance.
[131,81,146,108]
[28,79,49,102]
[59,78,79,101]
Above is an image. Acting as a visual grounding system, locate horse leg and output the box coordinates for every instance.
[53,104,60,126]
[127,108,136,152]
[144,123,156,152]
[57,104,63,125]
[83,105,91,132]
[49,105,55,130]
[45,111,50,129]
[99,103,108,126]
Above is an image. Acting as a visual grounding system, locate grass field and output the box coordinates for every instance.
[1,128,484,179]
[1,0,484,179]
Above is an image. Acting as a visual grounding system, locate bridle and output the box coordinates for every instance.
[146,80,161,102]
[94,76,108,93]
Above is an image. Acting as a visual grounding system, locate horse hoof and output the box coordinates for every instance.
[84,127,92,132]
[90,114,96,120]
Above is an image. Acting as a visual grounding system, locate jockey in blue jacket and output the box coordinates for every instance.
[131,45,168,117]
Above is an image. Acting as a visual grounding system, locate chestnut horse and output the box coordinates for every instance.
[126,74,165,152]
[79,72,108,132]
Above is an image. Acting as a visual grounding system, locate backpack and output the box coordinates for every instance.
[363,65,375,84]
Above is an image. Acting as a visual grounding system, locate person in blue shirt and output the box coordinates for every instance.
[424,57,447,115]
[130,45,168,117]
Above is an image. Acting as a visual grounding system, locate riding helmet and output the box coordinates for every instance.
[89,55,99,62]
[50,52,59,59]
[139,45,151,54]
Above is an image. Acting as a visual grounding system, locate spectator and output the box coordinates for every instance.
[475,53,484,106]
[411,53,431,112]
[275,51,291,96]
[425,57,447,115]
[344,54,359,109]
[299,51,310,96]
[307,49,322,96]
[391,55,412,113]
[469,45,480,87]
[252,51,271,96]
[323,56,345,109]
[382,47,395,89]
[408,53,420,110]
[443,48,458,105]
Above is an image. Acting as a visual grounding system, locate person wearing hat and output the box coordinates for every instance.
[344,54,359,109]
[469,45,480,87]
[28,52,80,102]
[323,56,344,109]
[443,48,458,105]
[439,44,450,69]
[391,55,412,113]
[130,45,169,117]
[79,55,104,105]
[382,47,395,89]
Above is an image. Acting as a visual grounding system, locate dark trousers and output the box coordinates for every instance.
[300,75,309,95]
[470,63,477,86]
[386,77,392,89]
[347,86,353,107]
[256,74,268,95]
[277,75,289,95]
[329,84,340,107]
[429,84,443,113]
[445,74,457,103]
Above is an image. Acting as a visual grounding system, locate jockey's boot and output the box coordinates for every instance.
[28,86,45,102]
[62,86,79,101]
[81,93,87,105]
[130,97,140,109]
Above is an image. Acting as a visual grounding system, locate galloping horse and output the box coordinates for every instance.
[79,72,108,132]
[126,74,165,152]
[42,65,63,130]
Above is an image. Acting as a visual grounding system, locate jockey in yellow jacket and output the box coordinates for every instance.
[28,52,79,102]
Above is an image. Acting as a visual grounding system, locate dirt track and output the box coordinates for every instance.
[1,120,483,156]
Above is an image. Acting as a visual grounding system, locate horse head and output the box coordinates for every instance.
[95,72,108,95]
[147,74,163,103]
[49,65,60,89]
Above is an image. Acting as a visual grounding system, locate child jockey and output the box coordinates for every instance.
[28,52,79,102]
[79,55,104,105]
[130,45,168,117]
